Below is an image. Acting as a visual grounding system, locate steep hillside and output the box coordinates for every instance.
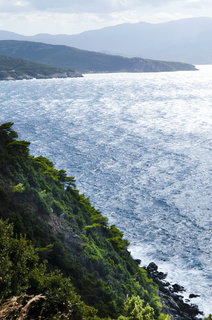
[0,55,82,80]
[0,40,197,73]
[0,122,203,320]
[0,122,168,320]
[0,17,211,64]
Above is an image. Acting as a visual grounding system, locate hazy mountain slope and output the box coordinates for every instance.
[0,40,196,73]
[0,17,211,64]
[0,54,82,80]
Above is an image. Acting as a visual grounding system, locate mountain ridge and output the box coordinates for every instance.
[0,40,197,74]
[0,17,211,64]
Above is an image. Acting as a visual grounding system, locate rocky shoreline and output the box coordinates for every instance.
[0,70,83,80]
[146,262,204,320]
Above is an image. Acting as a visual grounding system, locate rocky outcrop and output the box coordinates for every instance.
[146,262,203,320]
[0,69,83,80]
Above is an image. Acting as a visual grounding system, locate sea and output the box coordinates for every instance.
[0,65,211,316]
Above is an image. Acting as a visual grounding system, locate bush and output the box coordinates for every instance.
[117,295,155,320]
[0,219,98,319]
[12,183,25,193]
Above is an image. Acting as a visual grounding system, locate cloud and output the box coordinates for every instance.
[0,0,211,35]
[0,0,29,11]
[0,0,178,14]
[0,0,210,17]
[30,0,147,12]
[0,0,137,13]
[1,0,212,14]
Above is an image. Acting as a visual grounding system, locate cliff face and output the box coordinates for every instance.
[0,122,203,320]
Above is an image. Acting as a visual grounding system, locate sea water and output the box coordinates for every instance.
[0,65,211,316]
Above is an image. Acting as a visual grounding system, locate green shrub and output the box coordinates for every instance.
[12,183,25,193]
[0,219,98,319]
[118,295,155,320]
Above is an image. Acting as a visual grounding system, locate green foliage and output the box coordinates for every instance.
[118,295,155,320]
[0,219,98,319]
[51,199,65,215]
[7,140,30,154]
[12,183,25,193]
[0,122,17,147]
[0,122,14,131]
[34,156,59,181]
[108,224,130,251]
[158,314,171,320]
[205,315,212,320]
[0,219,43,298]
[59,169,76,188]
[90,211,108,227]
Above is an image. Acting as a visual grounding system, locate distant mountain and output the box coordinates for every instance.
[0,40,196,74]
[0,17,211,64]
[0,54,82,80]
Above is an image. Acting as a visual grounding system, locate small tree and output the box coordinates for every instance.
[7,140,30,155]
[0,219,41,298]
[59,169,76,188]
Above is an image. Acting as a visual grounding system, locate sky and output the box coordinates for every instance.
[0,0,212,35]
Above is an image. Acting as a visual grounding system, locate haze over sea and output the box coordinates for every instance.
[0,65,211,316]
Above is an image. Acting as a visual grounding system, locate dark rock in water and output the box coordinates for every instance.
[189,294,201,299]
[173,283,185,292]
[146,262,203,320]
[147,262,167,281]
[147,261,158,272]
[158,271,167,280]
[134,259,141,265]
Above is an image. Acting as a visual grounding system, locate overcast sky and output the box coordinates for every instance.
[0,0,211,35]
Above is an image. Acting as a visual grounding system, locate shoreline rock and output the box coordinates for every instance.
[146,262,204,320]
[0,70,83,81]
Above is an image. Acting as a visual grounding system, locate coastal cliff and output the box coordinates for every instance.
[0,122,206,320]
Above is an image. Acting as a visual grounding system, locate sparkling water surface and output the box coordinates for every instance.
[0,66,211,316]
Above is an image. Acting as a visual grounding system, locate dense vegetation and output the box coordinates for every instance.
[0,40,197,73]
[0,55,81,80]
[0,122,173,319]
